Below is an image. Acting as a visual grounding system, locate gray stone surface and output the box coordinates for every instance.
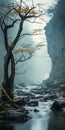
[45,0,65,84]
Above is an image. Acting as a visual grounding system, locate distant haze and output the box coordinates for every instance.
[0,0,58,85]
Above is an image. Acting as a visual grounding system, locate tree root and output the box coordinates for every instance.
[2,87,15,102]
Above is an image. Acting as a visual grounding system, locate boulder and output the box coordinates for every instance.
[27,100,38,107]
[51,101,62,111]
[4,109,30,123]
[34,109,39,112]
[40,94,57,102]
[16,98,27,106]
[19,83,26,87]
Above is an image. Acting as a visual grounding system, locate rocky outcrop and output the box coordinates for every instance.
[45,0,65,84]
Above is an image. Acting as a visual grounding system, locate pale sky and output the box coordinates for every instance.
[0,0,58,84]
[0,0,58,85]
[14,0,54,84]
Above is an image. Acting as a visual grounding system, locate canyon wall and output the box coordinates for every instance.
[45,0,65,84]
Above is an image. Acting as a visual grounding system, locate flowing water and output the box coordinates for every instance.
[1,0,65,130]
[0,84,52,130]
[0,84,65,130]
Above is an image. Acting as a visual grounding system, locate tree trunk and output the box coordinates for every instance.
[1,52,15,101]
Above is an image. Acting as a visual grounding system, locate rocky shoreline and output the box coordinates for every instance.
[0,82,65,123]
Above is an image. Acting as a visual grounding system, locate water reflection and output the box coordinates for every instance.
[48,112,65,130]
[31,118,49,130]
[0,123,15,130]
[15,118,49,130]
[0,112,65,130]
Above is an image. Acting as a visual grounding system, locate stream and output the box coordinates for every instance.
[0,84,53,130]
[0,84,65,130]
[1,0,65,130]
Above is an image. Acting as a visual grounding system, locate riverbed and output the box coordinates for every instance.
[0,83,65,130]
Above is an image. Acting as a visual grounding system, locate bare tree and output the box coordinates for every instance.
[0,0,44,102]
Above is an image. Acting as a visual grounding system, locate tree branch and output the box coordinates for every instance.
[5,19,18,29]
[25,7,35,16]
[3,26,9,52]
[10,19,23,51]
[15,54,32,65]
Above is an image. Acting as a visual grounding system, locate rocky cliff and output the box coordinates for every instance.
[45,0,65,84]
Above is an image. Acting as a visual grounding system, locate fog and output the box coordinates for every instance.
[0,0,58,85]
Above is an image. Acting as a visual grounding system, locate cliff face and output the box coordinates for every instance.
[45,0,65,84]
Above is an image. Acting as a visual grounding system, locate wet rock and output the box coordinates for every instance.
[51,101,62,111]
[19,83,26,87]
[34,109,39,112]
[27,93,35,99]
[40,94,57,102]
[31,88,44,95]
[4,110,30,123]
[16,98,29,106]
[61,86,65,90]
[62,92,65,97]
[45,94,57,101]
[16,90,23,96]
[27,100,38,107]
[0,111,6,120]
[60,102,65,108]
[35,95,43,100]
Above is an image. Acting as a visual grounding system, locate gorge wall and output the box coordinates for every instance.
[45,0,65,84]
